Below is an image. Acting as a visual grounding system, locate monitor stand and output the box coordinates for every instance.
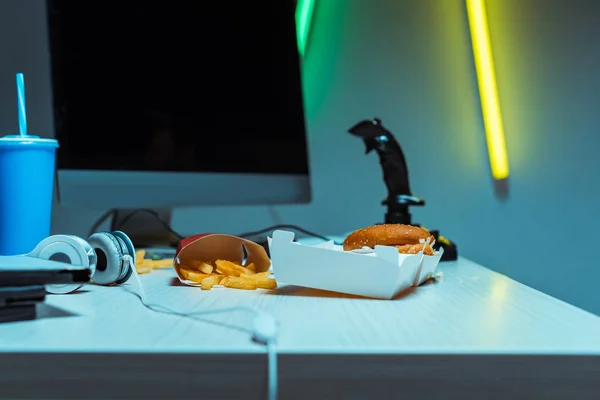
[111,208,180,248]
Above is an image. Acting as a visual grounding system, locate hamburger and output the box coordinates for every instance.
[342,224,435,255]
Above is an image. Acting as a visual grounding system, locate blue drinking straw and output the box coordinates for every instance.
[16,73,27,136]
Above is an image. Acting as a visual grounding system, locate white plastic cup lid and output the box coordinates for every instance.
[0,134,59,148]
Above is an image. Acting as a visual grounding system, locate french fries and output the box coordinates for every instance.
[242,271,270,279]
[178,259,277,291]
[200,274,219,290]
[149,259,173,269]
[240,271,277,289]
[134,249,174,274]
[221,276,257,290]
[215,259,253,277]
[186,260,214,274]
[180,269,209,282]
[136,265,153,275]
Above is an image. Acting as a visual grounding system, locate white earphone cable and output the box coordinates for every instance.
[123,255,278,400]
[267,342,277,400]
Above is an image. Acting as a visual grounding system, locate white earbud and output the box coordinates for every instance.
[252,311,278,345]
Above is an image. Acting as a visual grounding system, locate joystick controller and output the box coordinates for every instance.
[348,118,458,261]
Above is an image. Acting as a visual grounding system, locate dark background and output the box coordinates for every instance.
[47,0,309,174]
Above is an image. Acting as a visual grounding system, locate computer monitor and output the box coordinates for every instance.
[46,0,311,210]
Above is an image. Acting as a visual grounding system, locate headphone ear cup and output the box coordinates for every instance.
[29,234,96,294]
[88,232,125,285]
[112,230,135,284]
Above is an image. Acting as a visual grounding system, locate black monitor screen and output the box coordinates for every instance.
[47,0,309,175]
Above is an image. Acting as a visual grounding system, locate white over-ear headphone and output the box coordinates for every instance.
[28,230,136,294]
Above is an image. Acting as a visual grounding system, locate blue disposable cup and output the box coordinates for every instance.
[0,135,59,255]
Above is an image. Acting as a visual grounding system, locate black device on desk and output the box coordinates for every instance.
[348,118,458,261]
[0,256,92,323]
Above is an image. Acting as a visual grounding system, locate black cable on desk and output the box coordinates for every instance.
[88,208,184,241]
[90,209,340,246]
[110,209,120,231]
[238,224,342,245]
[115,208,185,240]
[88,209,118,237]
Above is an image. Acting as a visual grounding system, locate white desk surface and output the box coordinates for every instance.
[2,239,600,399]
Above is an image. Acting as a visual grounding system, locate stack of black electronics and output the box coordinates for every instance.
[0,285,46,323]
[0,256,91,323]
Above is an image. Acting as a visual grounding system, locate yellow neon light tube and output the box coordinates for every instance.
[466,0,510,180]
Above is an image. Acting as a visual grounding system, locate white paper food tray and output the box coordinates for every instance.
[268,230,443,299]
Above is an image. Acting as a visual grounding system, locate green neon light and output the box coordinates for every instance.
[295,0,316,57]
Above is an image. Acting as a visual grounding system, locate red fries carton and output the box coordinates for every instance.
[268,230,443,299]
[173,234,270,286]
